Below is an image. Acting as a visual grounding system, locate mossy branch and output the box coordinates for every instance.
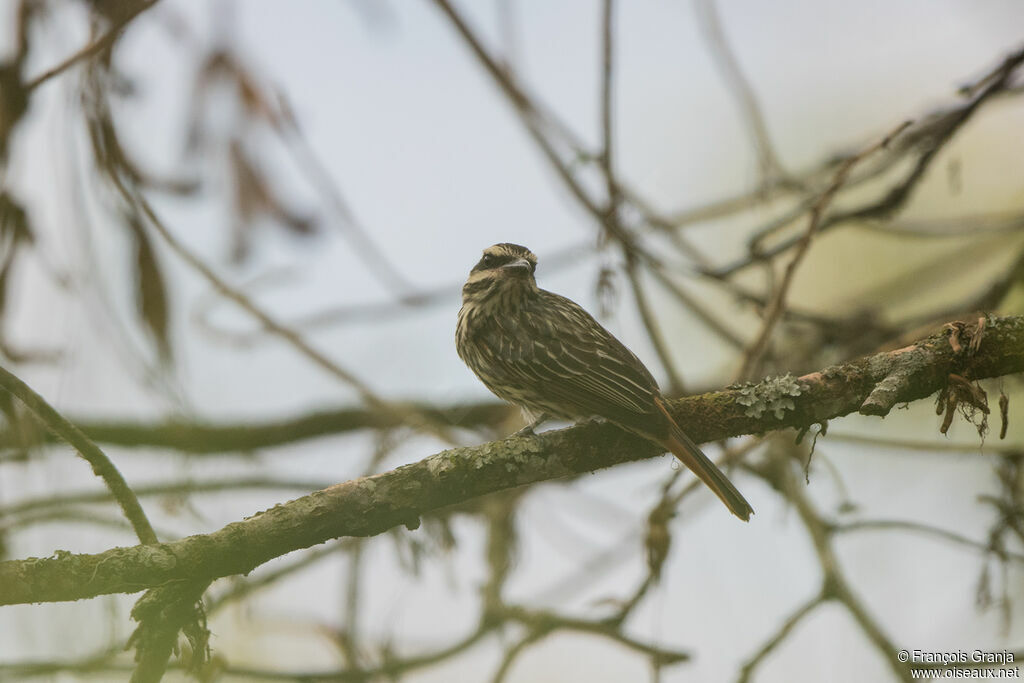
[1,315,1022,606]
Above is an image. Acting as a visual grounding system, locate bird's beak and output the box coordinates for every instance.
[502,258,533,273]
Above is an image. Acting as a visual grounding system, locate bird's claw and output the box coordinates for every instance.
[511,424,537,438]
[510,412,551,438]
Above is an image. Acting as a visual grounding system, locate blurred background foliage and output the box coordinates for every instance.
[0,1,1022,681]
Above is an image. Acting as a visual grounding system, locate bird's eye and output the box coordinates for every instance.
[481,254,496,267]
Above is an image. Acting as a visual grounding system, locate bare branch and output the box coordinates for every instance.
[835,519,1024,564]
[110,174,458,444]
[737,591,824,683]
[736,120,913,381]
[0,401,513,456]
[711,45,1024,279]
[0,364,157,544]
[25,0,161,92]
[693,0,790,188]
[2,315,1021,606]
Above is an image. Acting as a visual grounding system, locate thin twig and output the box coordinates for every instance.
[113,177,457,444]
[279,109,418,297]
[736,591,824,683]
[835,519,1024,564]
[428,0,768,363]
[0,364,157,544]
[0,401,513,456]
[643,263,746,350]
[595,0,683,390]
[623,250,686,393]
[735,120,913,381]
[2,476,336,519]
[713,46,1024,279]
[25,0,161,91]
[599,0,617,212]
[0,508,178,540]
[772,453,912,682]
[191,241,586,343]
[693,0,790,189]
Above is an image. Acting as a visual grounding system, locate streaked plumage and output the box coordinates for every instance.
[456,243,753,521]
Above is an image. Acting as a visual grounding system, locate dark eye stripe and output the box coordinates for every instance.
[470,246,538,274]
[473,253,512,271]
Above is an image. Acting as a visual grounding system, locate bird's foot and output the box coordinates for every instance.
[511,412,551,438]
[511,424,537,438]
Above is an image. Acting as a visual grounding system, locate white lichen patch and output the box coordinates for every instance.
[473,447,493,469]
[736,373,806,419]
[425,450,463,477]
[138,545,177,570]
[426,437,549,479]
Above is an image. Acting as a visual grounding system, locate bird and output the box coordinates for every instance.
[456,243,753,521]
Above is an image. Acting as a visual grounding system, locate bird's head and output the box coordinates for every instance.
[461,243,539,307]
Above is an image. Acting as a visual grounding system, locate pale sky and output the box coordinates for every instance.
[2,2,1023,681]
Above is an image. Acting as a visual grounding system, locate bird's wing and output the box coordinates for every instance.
[506,290,662,420]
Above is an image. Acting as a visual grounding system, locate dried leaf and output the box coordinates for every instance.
[595,266,617,318]
[0,193,33,325]
[940,393,956,435]
[645,498,674,581]
[0,65,28,161]
[969,316,986,355]
[128,214,172,363]
[229,141,317,262]
[945,322,963,354]
[999,391,1009,440]
[0,193,33,245]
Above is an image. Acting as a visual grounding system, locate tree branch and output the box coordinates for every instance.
[1,315,1022,606]
[25,0,160,92]
[0,364,157,544]
[0,402,513,456]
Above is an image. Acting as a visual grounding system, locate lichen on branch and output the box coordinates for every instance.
[0,315,1022,607]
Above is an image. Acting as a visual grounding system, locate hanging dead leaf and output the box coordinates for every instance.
[229,140,317,262]
[0,193,34,329]
[999,391,1009,440]
[127,214,172,363]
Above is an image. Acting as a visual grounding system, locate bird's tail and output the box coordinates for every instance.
[655,400,754,521]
